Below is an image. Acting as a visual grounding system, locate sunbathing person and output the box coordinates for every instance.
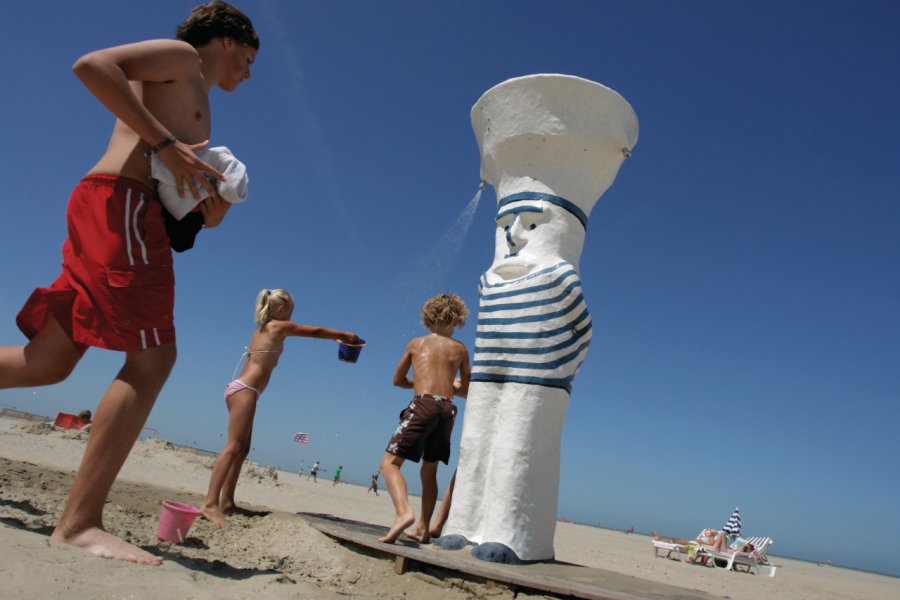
[651,528,721,548]
[77,410,93,431]
[652,529,755,563]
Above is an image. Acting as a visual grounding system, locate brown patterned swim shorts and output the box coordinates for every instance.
[385,394,457,464]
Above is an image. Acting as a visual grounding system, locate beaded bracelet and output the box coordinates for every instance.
[143,134,176,158]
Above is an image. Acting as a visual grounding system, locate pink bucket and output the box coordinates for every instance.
[156,500,201,543]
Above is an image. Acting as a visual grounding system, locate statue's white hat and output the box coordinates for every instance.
[471,74,638,226]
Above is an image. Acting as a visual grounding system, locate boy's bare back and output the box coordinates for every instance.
[397,333,470,399]
[380,293,469,544]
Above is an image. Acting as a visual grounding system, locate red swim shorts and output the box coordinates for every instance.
[16,175,176,353]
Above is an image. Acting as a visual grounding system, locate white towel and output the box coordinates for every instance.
[151,146,249,220]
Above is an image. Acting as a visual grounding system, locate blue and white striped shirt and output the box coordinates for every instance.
[471,262,592,393]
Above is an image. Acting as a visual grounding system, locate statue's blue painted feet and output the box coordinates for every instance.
[471,542,525,565]
[433,534,472,550]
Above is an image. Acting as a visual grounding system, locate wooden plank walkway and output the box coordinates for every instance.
[298,512,717,600]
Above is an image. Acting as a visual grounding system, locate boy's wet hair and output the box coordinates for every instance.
[255,288,293,330]
[421,293,469,330]
[176,1,259,50]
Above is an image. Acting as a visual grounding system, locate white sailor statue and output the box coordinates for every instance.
[434,74,638,563]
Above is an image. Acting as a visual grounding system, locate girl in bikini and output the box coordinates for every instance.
[201,288,359,527]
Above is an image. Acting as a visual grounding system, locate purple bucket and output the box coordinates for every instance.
[338,339,366,363]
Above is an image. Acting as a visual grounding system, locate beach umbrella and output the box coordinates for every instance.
[722,506,742,538]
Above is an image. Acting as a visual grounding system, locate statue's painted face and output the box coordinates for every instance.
[497,200,551,255]
[488,197,585,280]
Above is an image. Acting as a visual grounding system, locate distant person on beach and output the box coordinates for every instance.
[652,528,720,548]
[0,2,258,565]
[77,410,93,432]
[332,465,343,486]
[201,289,358,528]
[367,472,380,495]
[652,529,754,558]
[379,293,470,544]
[308,460,321,482]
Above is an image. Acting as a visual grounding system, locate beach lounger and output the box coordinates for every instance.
[651,530,705,560]
[652,539,686,559]
[702,536,776,577]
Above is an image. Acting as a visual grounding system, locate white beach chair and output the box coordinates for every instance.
[651,530,705,560]
[652,539,686,559]
[703,536,776,576]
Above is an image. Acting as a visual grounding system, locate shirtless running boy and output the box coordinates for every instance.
[379,293,470,544]
[0,2,258,565]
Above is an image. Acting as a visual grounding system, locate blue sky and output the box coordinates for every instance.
[1,0,898,577]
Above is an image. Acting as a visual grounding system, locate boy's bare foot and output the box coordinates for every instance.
[404,527,430,544]
[50,525,161,565]
[378,511,415,544]
[201,503,226,528]
[219,500,237,514]
[429,523,444,539]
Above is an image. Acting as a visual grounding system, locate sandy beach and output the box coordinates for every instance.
[1,415,896,599]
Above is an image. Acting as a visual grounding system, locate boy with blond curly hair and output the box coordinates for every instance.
[379,293,470,544]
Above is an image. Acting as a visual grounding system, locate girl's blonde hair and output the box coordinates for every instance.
[255,288,294,330]
[421,293,469,330]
